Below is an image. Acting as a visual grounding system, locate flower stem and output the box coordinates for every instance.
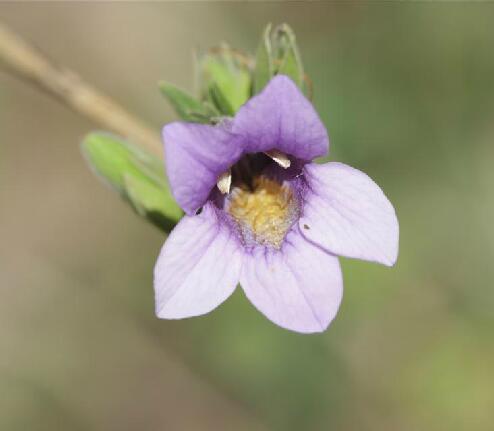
[0,21,162,157]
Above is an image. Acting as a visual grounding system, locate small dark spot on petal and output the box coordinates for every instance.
[196,207,203,215]
[303,224,310,230]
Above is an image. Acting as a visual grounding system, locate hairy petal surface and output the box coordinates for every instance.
[163,122,243,215]
[154,203,242,318]
[240,228,343,333]
[233,75,329,161]
[300,162,399,266]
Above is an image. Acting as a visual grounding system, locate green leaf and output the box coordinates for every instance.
[123,174,179,232]
[254,23,274,94]
[81,132,182,231]
[158,81,219,123]
[273,24,305,89]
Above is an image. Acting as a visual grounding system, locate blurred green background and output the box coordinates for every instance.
[1,2,493,430]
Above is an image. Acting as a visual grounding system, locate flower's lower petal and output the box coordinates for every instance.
[163,122,243,215]
[232,75,329,161]
[300,162,399,266]
[154,203,242,319]
[239,228,343,333]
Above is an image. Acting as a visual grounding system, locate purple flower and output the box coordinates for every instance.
[154,75,399,333]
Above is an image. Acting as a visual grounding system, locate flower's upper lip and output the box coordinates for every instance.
[162,75,329,216]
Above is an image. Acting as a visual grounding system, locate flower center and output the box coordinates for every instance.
[227,175,298,249]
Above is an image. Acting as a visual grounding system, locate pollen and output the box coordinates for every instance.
[227,176,298,248]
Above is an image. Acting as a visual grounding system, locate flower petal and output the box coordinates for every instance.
[154,203,242,319]
[163,122,243,215]
[299,162,399,266]
[233,75,329,161]
[239,228,343,333]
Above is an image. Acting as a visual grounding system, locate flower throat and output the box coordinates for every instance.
[226,154,299,249]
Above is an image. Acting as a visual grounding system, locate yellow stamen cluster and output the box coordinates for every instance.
[227,176,297,248]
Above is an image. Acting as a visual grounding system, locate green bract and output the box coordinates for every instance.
[81,132,182,232]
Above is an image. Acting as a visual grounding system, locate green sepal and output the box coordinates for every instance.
[253,23,274,94]
[208,82,235,116]
[274,24,305,90]
[158,81,219,123]
[198,44,252,114]
[81,132,183,232]
[253,23,308,97]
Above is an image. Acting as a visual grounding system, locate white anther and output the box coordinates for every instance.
[217,169,232,194]
[265,150,291,169]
